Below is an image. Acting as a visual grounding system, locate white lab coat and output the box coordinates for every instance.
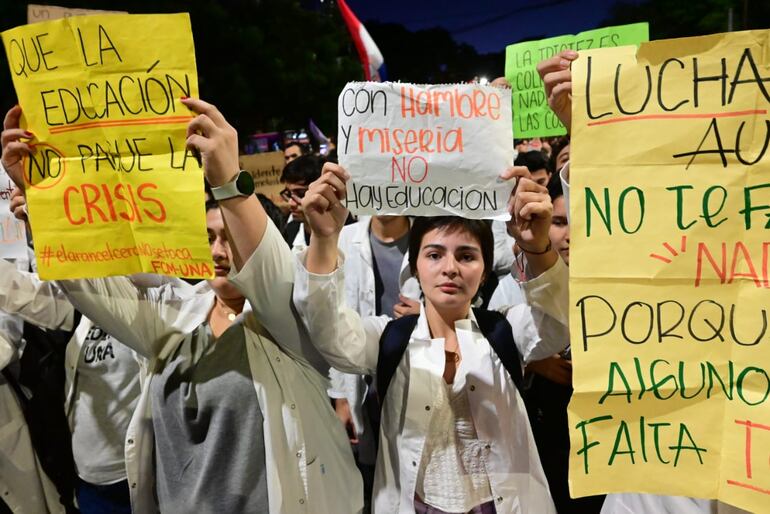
[0,259,145,485]
[294,249,569,513]
[0,333,65,514]
[329,217,420,464]
[0,253,64,513]
[57,222,362,514]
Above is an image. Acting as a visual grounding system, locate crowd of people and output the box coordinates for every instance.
[0,49,749,514]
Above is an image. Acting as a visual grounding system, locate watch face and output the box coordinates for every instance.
[237,171,255,195]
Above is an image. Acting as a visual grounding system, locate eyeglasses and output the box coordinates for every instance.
[279,187,308,202]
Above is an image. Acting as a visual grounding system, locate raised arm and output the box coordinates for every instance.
[537,50,576,186]
[1,105,31,190]
[504,173,559,277]
[303,162,350,274]
[536,50,577,134]
[57,275,209,359]
[0,258,74,331]
[292,163,384,374]
[500,169,570,361]
[179,100,329,371]
[1,104,210,359]
[182,98,266,270]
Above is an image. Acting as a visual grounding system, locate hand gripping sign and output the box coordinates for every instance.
[337,82,515,219]
[1,13,211,280]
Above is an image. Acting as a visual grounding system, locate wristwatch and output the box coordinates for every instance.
[210,171,255,201]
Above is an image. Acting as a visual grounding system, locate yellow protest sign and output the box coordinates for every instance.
[569,30,770,513]
[1,13,212,280]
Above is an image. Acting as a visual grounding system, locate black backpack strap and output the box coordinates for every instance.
[473,308,524,393]
[376,314,419,407]
[17,317,80,513]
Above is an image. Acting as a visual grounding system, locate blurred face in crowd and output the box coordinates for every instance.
[549,195,569,265]
[515,138,544,154]
[515,139,530,154]
[280,181,308,222]
[206,207,244,300]
[555,144,570,171]
[416,227,485,315]
[284,144,302,164]
[531,167,551,187]
[490,76,510,88]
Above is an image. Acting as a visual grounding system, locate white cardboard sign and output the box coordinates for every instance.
[0,167,27,259]
[337,82,514,219]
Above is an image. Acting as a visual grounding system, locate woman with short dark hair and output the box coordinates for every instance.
[293,162,569,514]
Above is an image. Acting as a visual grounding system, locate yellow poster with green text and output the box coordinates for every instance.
[569,30,770,513]
[1,13,212,280]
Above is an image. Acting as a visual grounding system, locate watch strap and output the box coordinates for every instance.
[211,171,249,201]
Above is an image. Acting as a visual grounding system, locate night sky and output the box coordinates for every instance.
[345,0,631,54]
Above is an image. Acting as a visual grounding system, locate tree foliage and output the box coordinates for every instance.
[604,0,770,40]
[2,0,764,141]
[0,0,361,140]
[365,22,504,84]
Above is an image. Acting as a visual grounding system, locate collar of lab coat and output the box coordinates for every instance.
[413,302,482,342]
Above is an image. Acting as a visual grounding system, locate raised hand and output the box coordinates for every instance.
[499,165,532,218]
[508,176,552,252]
[10,187,27,221]
[1,105,34,189]
[181,98,239,187]
[507,175,558,275]
[536,50,578,133]
[393,295,420,319]
[302,162,350,240]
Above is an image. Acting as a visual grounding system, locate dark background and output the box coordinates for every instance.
[0,0,768,143]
